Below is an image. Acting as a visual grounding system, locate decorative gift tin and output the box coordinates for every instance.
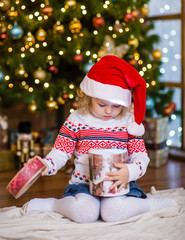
[89,148,129,197]
[6,157,46,199]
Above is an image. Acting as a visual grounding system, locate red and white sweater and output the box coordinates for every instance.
[43,110,150,184]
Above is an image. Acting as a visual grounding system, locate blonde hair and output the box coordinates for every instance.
[77,89,91,115]
[77,89,129,118]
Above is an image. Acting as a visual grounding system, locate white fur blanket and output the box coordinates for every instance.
[0,187,185,240]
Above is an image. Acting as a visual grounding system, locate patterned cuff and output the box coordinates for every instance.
[126,163,143,182]
[42,157,56,175]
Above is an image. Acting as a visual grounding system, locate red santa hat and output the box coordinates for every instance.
[80,55,146,136]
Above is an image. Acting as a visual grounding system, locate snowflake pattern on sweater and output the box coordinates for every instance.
[44,110,149,184]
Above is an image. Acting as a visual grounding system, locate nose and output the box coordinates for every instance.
[105,105,112,114]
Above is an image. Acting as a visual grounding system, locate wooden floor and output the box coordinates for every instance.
[0,158,185,208]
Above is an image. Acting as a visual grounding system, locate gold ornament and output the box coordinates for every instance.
[24,32,35,47]
[152,49,162,61]
[0,0,10,11]
[65,0,76,9]
[98,35,130,58]
[7,6,18,19]
[128,35,139,48]
[141,4,149,16]
[36,28,46,41]
[69,18,82,34]
[33,67,47,81]
[0,21,8,34]
[132,9,139,18]
[28,101,37,112]
[53,21,65,34]
[57,96,65,105]
[46,97,58,111]
[134,51,140,60]
[15,64,27,78]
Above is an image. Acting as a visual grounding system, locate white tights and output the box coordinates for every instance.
[25,193,177,223]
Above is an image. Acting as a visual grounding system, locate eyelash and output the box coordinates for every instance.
[98,104,120,108]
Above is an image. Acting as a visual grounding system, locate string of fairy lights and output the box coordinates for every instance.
[147,0,181,147]
[0,0,163,113]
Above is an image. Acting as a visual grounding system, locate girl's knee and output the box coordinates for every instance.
[73,203,100,223]
[100,197,127,222]
[65,194,100,223]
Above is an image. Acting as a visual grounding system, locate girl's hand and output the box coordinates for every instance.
[24,155,49,176]
[104,163,129,192]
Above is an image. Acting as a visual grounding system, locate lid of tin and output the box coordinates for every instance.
[89,148,127,155]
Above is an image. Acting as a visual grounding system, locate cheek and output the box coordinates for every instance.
[115,107,123,115]
[91,104,102,115]
[96,107,103,114]
[91,102,96,111]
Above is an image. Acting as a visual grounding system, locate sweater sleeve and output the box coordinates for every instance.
[126,134,150,182]
[43,117,78,175]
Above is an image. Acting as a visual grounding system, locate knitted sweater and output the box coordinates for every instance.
[43,110,150,184]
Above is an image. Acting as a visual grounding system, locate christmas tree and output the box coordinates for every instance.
[0,0,174,116]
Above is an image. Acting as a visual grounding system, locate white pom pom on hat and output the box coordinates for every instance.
[80,55,147,136]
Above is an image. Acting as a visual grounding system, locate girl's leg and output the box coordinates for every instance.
[100,196,177,222]
[25,193,100,223]
[53,193,100,223]
[24,198,56,212]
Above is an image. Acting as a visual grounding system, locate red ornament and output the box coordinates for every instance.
[74,54,83,63]
[169,102,176,111]
[48,65,58,74]
[163,102,176,116]
[72,101,78,108]
[163,106,174,116]
[128,59,137,67]
[0,33,8,45]
[92,16,105,28]
[124,13,134,22]
[41,6,53,16]
[63,93,68,99]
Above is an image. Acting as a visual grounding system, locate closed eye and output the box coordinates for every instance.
[99,104,106,107]
[113,105,121,108]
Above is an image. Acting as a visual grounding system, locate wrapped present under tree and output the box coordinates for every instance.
[143,117,169,168]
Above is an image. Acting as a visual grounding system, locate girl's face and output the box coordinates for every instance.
[90,98,123,120]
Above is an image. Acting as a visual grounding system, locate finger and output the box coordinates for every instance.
[41,167,49,176]
[34,155,43,161]
[104,175,120,182]
[41,170,47,176]
[117,183,128,192]
[114,162,126,169]
[106,171,119,177]
[109,180,122,190]
[23,157,34,166]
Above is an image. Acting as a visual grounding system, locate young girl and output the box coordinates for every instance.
[24,55,177,223]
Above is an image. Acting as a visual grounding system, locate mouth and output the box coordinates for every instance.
[103,116,112,119]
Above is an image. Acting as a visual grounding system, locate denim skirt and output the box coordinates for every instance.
[62,181,147,199]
